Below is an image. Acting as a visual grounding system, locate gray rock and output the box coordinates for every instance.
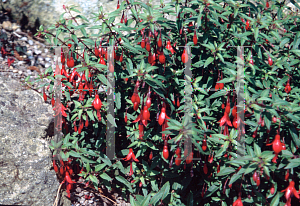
[35,49,42,55]
[17,61,25,65]
[20,37,28,41]
[0,76,59,206]
[45,63,51,68]
[80,198,85,204]
[28,40,34,45]
[12,23,20,31]
[58,191,72,206]
[27,50,33,56]
[2,21,12,31]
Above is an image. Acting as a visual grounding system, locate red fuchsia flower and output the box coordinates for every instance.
[132,107,148,139]
[158,104,170,140]
[53,103,67,118]
[69,69,80,85]
[158,105,170,126]
[67,55,75,68]
[7,58,15,67]
[161,119,170,140]
[281,180,299,206]
[218,112,232,127]
[123,148,139,176]
[92,92,102,121]
[1,46,7,56]
[218,111,232,136]
[266,133,284,163]
[233,197,243,206]
[78,82,85,101]
[131,81,141,111]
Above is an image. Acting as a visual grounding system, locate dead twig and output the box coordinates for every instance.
[53,182,63,206]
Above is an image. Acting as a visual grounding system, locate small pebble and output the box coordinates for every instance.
[9,66,13,70]
[45,57,51,62]
[28,40,33,45]
[18,71,22,75]
[45,63,51,68]
[2,21,12,31]
[35,50,42,55]
[80,198,85,204]
[17,61,25,65]
[12,23,19,31]
[75,187,82,193]
[88,200,93,203]
[20,37,28,41]
[13,69,18,73]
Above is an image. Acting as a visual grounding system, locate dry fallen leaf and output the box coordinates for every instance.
[27,66,41,73]
[14,50,23,61]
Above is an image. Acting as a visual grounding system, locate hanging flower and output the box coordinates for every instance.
[123,148,139,176]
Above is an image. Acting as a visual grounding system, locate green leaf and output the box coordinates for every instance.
[208,90,227,99]
[71,34,78,45]
[86,162,91,173]
[69,7,81,13]
[87,109,95,121]
[204,57,214,68]
[217,77,235,83]
[141,194,151,206]
[100,173,113,181]
[217,53,224,63]
[291,49,300,57]
[286,113,300,124]
[204,184,218,198]
[115,92,121,109]
[107,114,117,127]
[68,150,81,158]
[84,51,89,64]
[270,192,280,206]
[285,161,300,169]
[290,127,300,147]
[253,143,261,156]
[254,27,259,41]
[229,173,242,185]
[89,174,98,185]
[150,192,163,205]
[160,181,170,200]
[130,196,138,206]
[116,176,133,193]
[95,163,106,172]
[217,167,236,176]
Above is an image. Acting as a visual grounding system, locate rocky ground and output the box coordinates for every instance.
[0,16,129,206]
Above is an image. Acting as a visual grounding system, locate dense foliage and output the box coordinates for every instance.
[32,0,300,205]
